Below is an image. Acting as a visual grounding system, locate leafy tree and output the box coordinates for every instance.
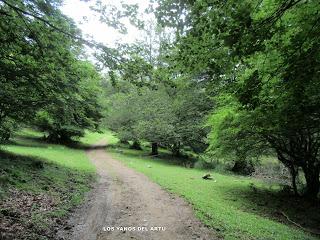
[0,0,103,142]
[34,61,102,143]
[134,86,176,155]
[171,80,212,155]
[0,0,76,134]
[106,87,141,145]
[105,75,212,157]
[106,84,175,155]
[155,0,320,198]
[207,94,263,175]
[0,119,17,143]
[102,10,213,157]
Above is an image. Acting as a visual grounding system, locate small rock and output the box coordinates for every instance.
[56,219,62,224]
[64,225,72,230]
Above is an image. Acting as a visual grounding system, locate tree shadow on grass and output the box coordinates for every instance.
[0,151,52,197]
[106,143,197,168]
[2,133,50,148]
[0,150,94,239]
[222,183,320,235]
[66,141,108,150]
[107,143,320,236]
[3,133,108,151]
[0,150,47,184]
[2,140,50,149]
[0,150,94,192]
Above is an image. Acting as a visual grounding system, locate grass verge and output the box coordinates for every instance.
[107,139,319,240]
[0,129,103,240]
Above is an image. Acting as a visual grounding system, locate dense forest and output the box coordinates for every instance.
[0,0,319,239]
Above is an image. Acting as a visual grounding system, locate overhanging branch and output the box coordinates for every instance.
[1,0,97,47]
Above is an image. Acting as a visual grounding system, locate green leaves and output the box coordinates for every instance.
[155,0,320,192]
[0,0,103,142]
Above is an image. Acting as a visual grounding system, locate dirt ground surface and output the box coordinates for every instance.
[58,141,217,240]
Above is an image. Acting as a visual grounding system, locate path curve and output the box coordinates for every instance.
[58,140,217,240]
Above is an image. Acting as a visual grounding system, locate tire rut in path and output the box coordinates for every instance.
[58,141,218,240]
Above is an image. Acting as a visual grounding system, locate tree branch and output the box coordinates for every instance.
[258,0,304,27]
[280,211,320,235]
[0,0,96,47]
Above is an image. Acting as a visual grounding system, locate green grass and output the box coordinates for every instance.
[3,130,95,172]
[79,130,119,145]
[0,129,107,239]
[2,129,317,239]
[107,141,319,240]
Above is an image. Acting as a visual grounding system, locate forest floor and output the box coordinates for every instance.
[58,140,217,240]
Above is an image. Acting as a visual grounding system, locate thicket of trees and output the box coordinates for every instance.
[104,0,320,199]
[0,0,102,143]
[162,0,319,199]
[106,82,211,156]
[104,21,212,157]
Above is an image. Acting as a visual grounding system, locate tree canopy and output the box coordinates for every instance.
[153,0,320,198]
[0,0,102,142]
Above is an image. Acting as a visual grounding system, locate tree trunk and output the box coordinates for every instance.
[303,166,320,199]
[130,140,142,150]
[289,165,299,196]
[172,148,180,157]
[172,143,181,157]
[232,159,247,172]
[47,133,59,143]
[151,142,158,155]
[120,139,129,144]
[232,151,254,175]
[271,137,319,200]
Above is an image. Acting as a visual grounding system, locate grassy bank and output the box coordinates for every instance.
[106,136,319,240]
[0,129,102,239]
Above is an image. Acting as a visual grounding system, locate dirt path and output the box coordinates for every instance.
[58,141,217,240]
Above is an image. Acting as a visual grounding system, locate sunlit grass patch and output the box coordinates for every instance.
[79,130,119,145]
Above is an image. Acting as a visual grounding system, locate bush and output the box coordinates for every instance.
[46,126,85,143]
[0,119,17,143]
[194,159,217,170]
[34,111,85,143]
[231,159,255,175]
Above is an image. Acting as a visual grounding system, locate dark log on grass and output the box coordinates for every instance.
[202,173,213,180]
